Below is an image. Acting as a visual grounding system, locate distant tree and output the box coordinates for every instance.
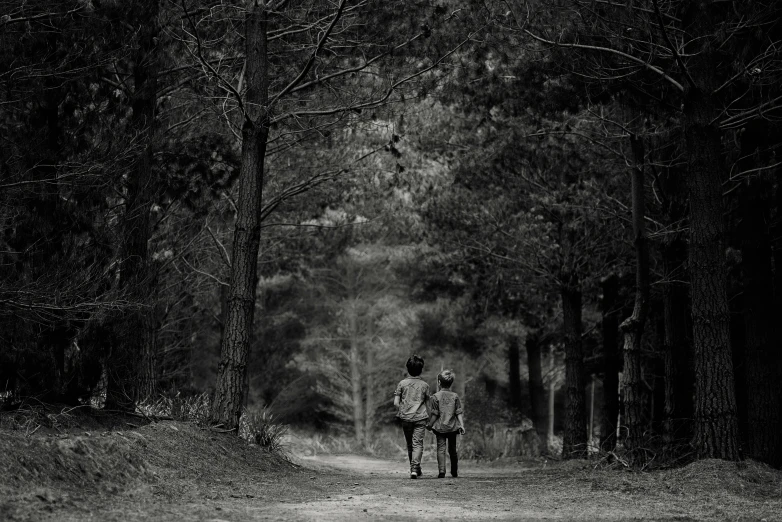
[105,0,161,410]
[619,127,650,453]
[171,0,474,429]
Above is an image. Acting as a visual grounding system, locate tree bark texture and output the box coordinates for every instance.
[740,173,781,467]
[681,0,740,462]
[684,95,740,460]
[211,4,270,429]
[620,140,650,451]
[508,336,523,414]
[526,332,547,437]
[106,0,159,410]
[600,274,620,450]
[561,282,587,458]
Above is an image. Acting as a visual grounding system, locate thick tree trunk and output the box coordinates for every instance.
[681,0,740,462]
[211,4,270,429]
[740,173,781,466]
[661,237,694,445]
[683,94,740,460]
[508,336,523,414]
[561,281,587,458]
[106,0,159,410]
[599,274,620,450]
[620,141,650,451]
[526,331,547,437]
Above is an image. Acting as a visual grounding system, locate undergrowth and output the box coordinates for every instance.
[1,393,290,458]
[239,407,289,453]
[136,392,212,426]
[137,395,289,453]
[585,434,697,471]
[0,402,86,435]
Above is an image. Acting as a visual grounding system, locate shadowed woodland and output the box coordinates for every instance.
[2,0,782,482]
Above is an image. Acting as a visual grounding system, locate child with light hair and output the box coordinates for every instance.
[426,369,465,478]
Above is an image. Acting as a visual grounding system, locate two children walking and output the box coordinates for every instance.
[393,355,465,479]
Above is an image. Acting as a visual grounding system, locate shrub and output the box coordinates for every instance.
[239,407,288,453]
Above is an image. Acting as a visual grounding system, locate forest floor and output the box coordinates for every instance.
[1,419,781,521]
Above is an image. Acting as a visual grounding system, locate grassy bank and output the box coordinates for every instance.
[0,417,295,521]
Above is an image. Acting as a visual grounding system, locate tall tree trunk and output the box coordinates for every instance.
[348,303,364,442]
[740,171,781,466]
[547,344,556,444]
[774,177,782,345]
[106,0,159,410]
[561,280,587,458]
[683,88,740,460]
[508,336,523,414]
[620,138,650,451]
[211,3,270,429]
[661,237,694,445]
[771,176,782,467]
[364,345,374,448]
[599,274,620,450]
[456,357,467,418]
[526,331,547,438]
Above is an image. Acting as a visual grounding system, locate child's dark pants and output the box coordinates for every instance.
[400,420,426,473]
[434,430,458,476]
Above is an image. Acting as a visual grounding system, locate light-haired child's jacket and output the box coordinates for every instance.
[427,390,463,433]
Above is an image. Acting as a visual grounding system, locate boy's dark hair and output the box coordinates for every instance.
[406,355,425,376]
[438,370,455,388]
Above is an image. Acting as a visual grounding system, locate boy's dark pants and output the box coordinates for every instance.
[400,420,426,472]
[434,430,458,476]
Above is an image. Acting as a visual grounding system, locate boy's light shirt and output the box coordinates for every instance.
[428,390,464,433]
[394,376,430,422]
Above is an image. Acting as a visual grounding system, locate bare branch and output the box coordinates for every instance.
[268,0,350,106]
[522,29,685,93]
[651,0,696,90]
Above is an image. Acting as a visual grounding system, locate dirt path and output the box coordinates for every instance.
[257,454,780,521]
[3,423,781,521]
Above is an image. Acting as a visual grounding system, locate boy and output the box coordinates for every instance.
[393,355,430,479]
[426,369,465,478]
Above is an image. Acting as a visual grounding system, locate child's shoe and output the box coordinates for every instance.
[410,472,418,479]
[415,467,422,477]
[437,473,446,478]
[451,473,458,478]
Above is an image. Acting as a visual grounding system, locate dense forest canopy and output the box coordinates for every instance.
[2,0,781,469]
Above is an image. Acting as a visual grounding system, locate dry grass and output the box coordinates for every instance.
[0,420,299,521]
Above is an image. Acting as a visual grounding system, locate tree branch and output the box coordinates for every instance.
[522,29,685,93]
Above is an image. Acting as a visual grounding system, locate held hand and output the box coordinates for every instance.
[458,427,465,435]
